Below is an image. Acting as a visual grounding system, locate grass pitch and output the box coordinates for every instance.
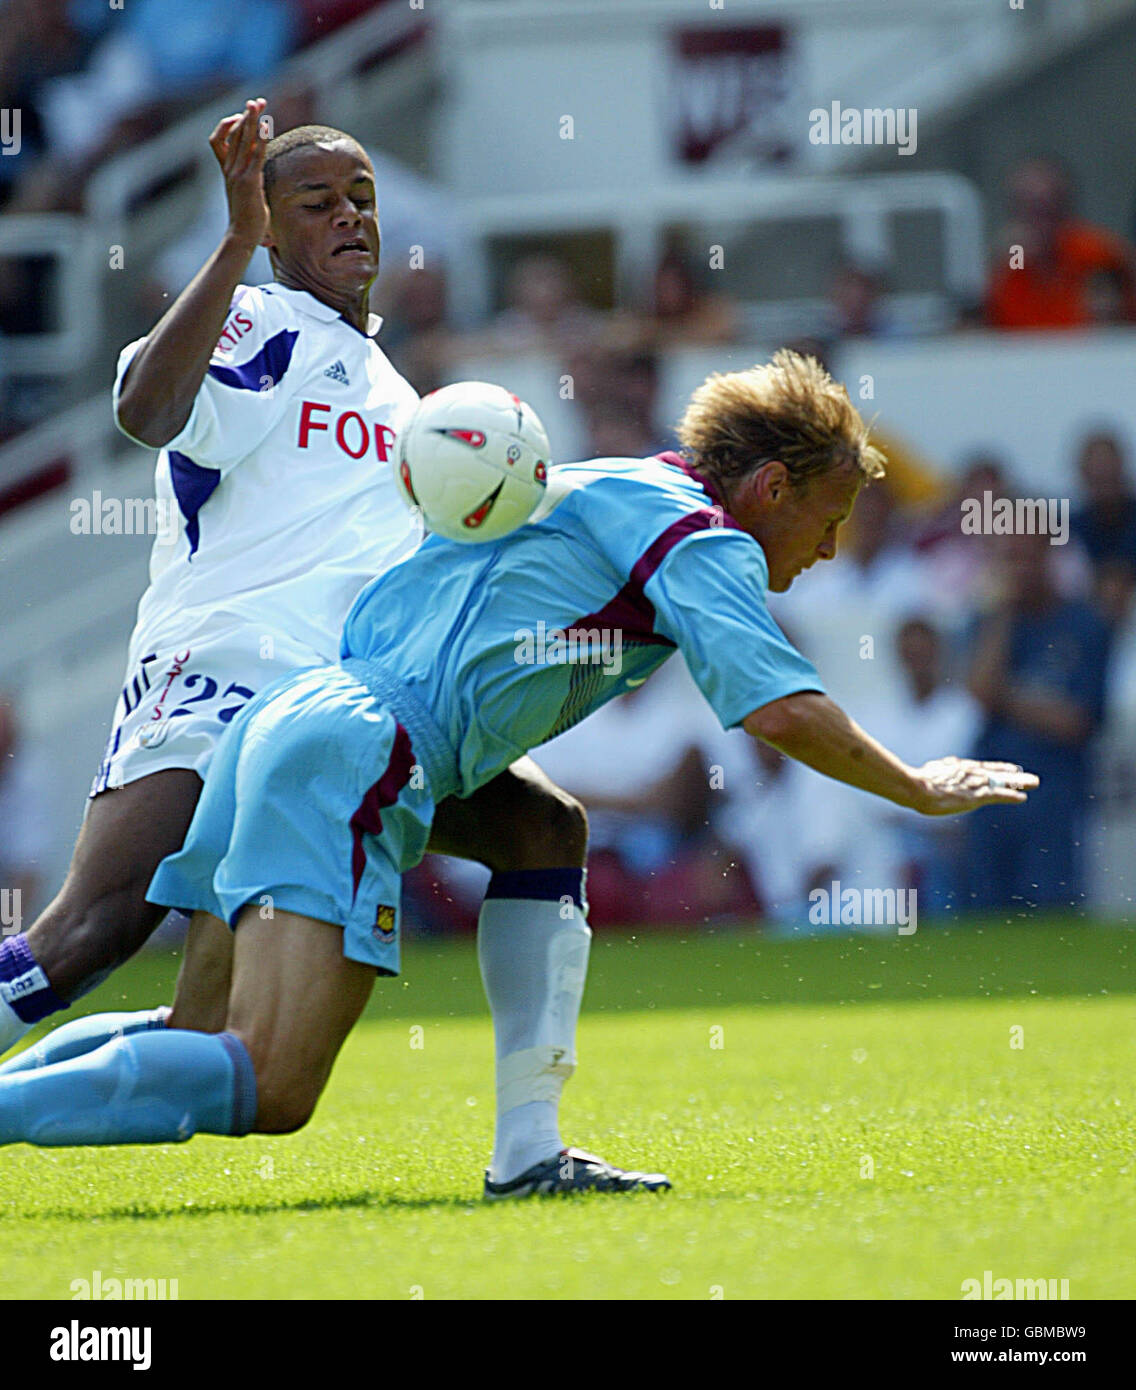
[2,917,1133,1300]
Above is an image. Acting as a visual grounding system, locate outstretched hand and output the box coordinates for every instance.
[209,98,271,252]
[913,757,1039,816]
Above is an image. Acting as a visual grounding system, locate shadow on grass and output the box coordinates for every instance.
[8,1181,754,1223]
[5,1190,499,1222]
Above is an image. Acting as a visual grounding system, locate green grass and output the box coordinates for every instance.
[2,917,1134,1299]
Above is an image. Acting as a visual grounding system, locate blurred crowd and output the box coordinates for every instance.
[0,0,371,223]
[384,153,1136,931]
[2,3,1136,931]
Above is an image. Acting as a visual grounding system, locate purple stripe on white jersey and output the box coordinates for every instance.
[206,327,299,393]
[168,451,221,558]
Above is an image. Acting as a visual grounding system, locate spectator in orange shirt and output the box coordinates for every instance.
[986,157,1136,330]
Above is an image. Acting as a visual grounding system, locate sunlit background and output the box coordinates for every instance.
[2,0,1135,931]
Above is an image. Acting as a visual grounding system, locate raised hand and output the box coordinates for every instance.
[209,98,271,252]
[914,757,1039,816]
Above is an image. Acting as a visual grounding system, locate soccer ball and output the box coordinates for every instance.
[393,381,550,543]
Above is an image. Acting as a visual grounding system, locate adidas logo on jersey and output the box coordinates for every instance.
[323,360,350,386]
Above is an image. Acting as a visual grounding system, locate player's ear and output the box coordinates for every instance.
[751,459,789,505]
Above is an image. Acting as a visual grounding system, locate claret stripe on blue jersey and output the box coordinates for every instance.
[564,503,744,647]
[206,327,299,392]
[655,449,730,509]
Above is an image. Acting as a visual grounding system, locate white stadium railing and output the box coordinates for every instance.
[0,215,104,375]
[441,0,1095,33]
[0,398,153,690]
[0,396,124,488]
[449,171,986,327]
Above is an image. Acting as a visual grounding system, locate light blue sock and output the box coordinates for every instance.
[0,1029,257,1147]
[0,1007,171,1076]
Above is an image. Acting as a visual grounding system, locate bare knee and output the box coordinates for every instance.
[252,1075,319,1135]
[254,1096,315,1136]
[229,1030,321,1134]
[495,785,588,871]
[222,907,375,1136]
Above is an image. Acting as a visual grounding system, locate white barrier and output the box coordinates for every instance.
[0,215,103,374]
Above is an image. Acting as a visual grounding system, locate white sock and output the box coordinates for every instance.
[0,997,31,1057]
[477,886,592,1184]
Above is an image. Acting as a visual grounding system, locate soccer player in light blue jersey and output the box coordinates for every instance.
[0,352,1038,1197]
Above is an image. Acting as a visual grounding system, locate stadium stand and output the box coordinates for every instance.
[3,0,1136,918]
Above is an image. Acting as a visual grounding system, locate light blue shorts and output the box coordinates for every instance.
[148,663,436,974]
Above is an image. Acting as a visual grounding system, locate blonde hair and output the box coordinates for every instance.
[676,349,886,491]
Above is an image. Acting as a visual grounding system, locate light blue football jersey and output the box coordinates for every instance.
[341,452,824,798]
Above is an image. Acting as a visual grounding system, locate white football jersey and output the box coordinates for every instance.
[113,283,422,659]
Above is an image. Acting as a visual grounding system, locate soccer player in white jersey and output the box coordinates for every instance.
[0,101,660,1195]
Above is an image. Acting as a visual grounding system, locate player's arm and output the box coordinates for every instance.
[743,691,1037,816]
[642,523,1038,817]
[116,99,269,448]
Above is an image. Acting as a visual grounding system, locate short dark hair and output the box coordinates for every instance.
[263,124,367,202]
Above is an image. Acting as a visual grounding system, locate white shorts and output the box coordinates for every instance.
[90,622,329,797]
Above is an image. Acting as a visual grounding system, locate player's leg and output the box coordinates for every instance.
[0,1002,171,1076]
[166,911,233,1032]
[0,664,381,1147]
[224,906,374,1132]
[428,756,588,872]
[7,662,388,1068]
[15,748,580,1057]
[164,757,586,1027]
[428,758,589,1179]
[0,904,368,1147]
[429,756,667,1194]
[0,769,202,1057]
[138,757,587,1081]
[0,906,226,1080]
[30,755,582,1106]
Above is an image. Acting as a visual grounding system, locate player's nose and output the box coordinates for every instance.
[331,196,362,225]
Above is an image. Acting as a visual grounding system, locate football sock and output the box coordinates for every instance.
[477,868,592,1184]
[0,1029,257,1147]
[0,1006,171,1076]
[0,936,66,1055]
